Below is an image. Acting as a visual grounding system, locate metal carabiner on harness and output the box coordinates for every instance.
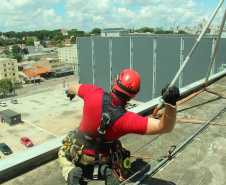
[98,113,111,135]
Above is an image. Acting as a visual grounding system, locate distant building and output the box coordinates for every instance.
[101,28,130,37]
[0,58,19,82]
[42,56,65,71]
[202,19,206,30]
[21,67,51,83]
[58,45,77,71]
[61,28,68,36]
[174,21,178,33]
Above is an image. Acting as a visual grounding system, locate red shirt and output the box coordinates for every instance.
[78,84,148,140]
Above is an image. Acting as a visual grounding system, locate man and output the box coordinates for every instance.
[59,69,180,185]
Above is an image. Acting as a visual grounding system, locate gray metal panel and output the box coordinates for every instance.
[156,37,181,97]
[133,37,154,102]
[94,37,110,92]
[215,39,226,72]
[77,37,93,84]
[112,37,130,80]
[183,38,212,87]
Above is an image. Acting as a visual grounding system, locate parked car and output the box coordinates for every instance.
[0,102,7,107]
[10,99,18,104]
[20,137,33,147]
[0,143,13,155]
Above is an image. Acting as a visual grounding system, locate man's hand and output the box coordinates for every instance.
[161,84,180,106]
[65,90,75,101]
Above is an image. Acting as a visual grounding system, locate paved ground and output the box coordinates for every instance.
[0,75,225,185]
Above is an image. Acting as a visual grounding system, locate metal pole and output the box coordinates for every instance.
[153,0,224,116]
[204,8,226,87]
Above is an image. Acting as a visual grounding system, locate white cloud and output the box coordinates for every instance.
[0,0,225,32]
[113,0,161,7]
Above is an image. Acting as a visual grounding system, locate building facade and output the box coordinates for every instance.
[0,58,19,82]
[42,56,65,71]
[58,45,77,71]
[101,28,130,37]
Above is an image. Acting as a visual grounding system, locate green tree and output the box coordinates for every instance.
[3,49,10,56]
[141,27,154,33]
[91,28,101,35]
[49,39,57,45]
[154,30,165,34]
[0,38,4,46]
[40,40,47,47]
[58,43,64,48]
[34,56,40,62]
[178,30,188,34]
[26,37,34,46]
[165,30,174,34]
[70,37,76,44]
[12,45,20,56]
[0,78,13,95]
[13,54,23,62]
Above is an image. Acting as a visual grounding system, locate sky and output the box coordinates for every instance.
[0,0,225,33]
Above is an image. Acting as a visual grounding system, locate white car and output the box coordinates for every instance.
[10,99,18,104]
[0,102,7,107]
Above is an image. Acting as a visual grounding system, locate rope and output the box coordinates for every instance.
[205,88,226,96]
[177,89,204,106]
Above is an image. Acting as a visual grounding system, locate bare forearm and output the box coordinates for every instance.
[160,104,177,133]
[68,84,81,95]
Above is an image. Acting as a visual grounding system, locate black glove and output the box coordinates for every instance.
[161,84,180,106]
[65,90,75,100]
[68,167,83,185]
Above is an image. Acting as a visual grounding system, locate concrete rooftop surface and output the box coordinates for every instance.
[0,73,225,185]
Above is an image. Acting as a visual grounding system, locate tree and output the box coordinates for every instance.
[40,40,47,48]
[141,27,154,33]
[178,30,188,34]
[26,37,34,46]
[34,56,40,62]
[91,28,101,35]
[3,49,10,56]
[155,30,165,34]
[49,39,57,46]
[58,43,64,48]
[0,78,13,95]
[12,45,20,56]
[70,37,76,44]
[13,54,23,62]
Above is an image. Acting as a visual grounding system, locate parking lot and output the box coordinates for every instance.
[0,87,84,159]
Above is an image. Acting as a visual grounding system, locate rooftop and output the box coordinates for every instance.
[0,71,225,185]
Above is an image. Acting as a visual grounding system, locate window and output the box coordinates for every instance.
[5,74,7,77]
[4,69,6,72]
[3,63,6,66]
[13,73,15,76]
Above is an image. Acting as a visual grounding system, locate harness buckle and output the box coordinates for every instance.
[101,113,111,125]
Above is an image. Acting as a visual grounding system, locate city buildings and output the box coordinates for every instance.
[0,58,19,82]
[58,45,77,71]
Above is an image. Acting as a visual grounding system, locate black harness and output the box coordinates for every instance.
[69,93,126,179]
[93,92,126,179]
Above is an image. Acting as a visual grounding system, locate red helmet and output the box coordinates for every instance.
[113,69,140,98]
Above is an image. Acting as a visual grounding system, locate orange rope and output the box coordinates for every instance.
[176,118,226,125]
[177,89,204,106]
[205,88,226,96]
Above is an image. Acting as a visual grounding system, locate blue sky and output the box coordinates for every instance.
[0,0,225,33]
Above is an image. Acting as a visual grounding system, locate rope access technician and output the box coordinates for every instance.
[58,69,180,185]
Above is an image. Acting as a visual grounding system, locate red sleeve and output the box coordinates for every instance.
[78,84,103,100]
[104,111,148,140]
[119,112,148,135]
